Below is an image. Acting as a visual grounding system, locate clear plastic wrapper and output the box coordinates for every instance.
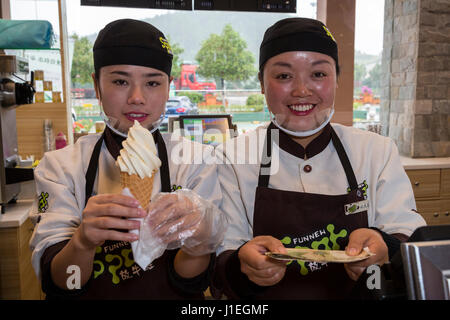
[122,188,165,270]
[124,188,228,270]
[146,189,228,256]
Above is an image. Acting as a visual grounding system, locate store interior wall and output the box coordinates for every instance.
[381,0,450,158]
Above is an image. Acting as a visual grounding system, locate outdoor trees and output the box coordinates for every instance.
[167,36,184,80]
[70,34,184,85]
[70,34,94,87]
[354,62,382,97]
[363,62,381,94]
[354,63,367,92]
[195,24,255,94]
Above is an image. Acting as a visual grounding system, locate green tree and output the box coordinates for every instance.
[195,24,256,90]
[354,63,367,84]
[363,63,381,95]
[353,63,367,96]
[70,34,94,87]
[167,36,184,79]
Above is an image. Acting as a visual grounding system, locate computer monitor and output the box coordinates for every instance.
[178,114,233,146]
[168,116,180,133]
[401,225,450,300]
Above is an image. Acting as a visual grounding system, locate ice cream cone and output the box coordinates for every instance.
[116,121,161,210]
[120,170,156,210]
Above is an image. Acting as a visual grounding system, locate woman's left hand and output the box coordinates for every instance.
[344,228,389,281]
[145,189,227,256]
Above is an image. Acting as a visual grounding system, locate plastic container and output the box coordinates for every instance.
[55,132,67,149]
[43,119,55,153]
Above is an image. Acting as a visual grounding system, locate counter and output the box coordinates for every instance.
[0,199,34,228]
[0,180,35,228]
[1,157,450,229]
[0,199,41,299]
[401,156,450,170]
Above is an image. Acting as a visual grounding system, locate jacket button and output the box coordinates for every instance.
[303,165,312,173]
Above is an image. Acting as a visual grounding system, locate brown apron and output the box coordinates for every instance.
[76,127,199,299]
[252,124,368,299]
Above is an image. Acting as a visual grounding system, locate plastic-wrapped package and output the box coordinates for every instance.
[127,188,228,270]
[148,189,228,256]
[121,188,165,270]
[0,19,55,49]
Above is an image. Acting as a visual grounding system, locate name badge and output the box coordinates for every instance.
[344,200,369,215]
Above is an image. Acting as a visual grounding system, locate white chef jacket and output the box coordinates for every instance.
[216,122,426,255]
[29,132,222,279]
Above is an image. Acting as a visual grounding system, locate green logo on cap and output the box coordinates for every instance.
[323,26,336,42]
[159,37,172,54]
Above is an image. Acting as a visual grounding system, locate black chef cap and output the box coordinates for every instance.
[93,19,173,76]
[259,17,339,74]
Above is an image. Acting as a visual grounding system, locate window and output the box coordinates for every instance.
[66,0,317,134]
[353,0,384,133]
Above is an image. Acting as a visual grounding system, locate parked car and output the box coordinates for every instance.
[165,96,198,116]
[160,96,198,132]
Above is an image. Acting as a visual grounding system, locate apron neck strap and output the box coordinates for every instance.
[84,127,171,207]
[85,131,105,207]
[257,125,358,191]
[330,127,358,191]
[153,129,171,192]
[257,124,273,188]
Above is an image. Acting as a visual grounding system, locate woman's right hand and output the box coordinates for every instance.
[238,235,288,286]
[72,194,146,252]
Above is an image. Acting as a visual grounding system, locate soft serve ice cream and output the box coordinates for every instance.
[116,120,161,210]
[116,120,161,179]
[116,120,164,269]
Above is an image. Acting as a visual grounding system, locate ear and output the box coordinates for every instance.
[92,73,101,100]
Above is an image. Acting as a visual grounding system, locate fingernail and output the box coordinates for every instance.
[130,234,139,241]
[349,248,357,255]
[138,208,146,216]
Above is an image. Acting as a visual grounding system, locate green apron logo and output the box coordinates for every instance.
[280,224,348,276]
[171,184,182,192]
[347,180,368,198]
[38,192,49,213]
[93,242,153,285]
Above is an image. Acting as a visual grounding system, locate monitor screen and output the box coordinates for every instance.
[179,115,232,146]
[402,239,450,300]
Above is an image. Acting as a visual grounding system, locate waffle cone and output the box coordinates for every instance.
[120,171,156,210]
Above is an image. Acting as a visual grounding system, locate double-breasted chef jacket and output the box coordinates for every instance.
[213,122,426,299]
[29,128,222,299]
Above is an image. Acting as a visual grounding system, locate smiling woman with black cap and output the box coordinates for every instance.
[213,17,426,299]
[29,19,227,299]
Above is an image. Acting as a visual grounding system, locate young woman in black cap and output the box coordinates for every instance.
[213,17,425,299]
[29,19,227,299]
